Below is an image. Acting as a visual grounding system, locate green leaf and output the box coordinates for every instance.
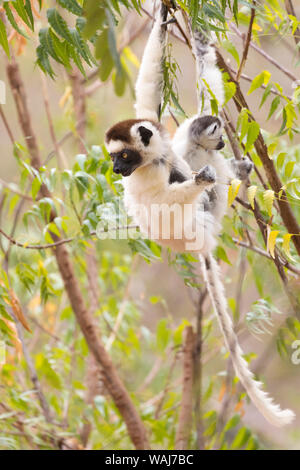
[47,8,73,44]
[222,40,240,66]
[70,28,92,65]
[82,0,106,39]
[259,82,272,109]
[57,0,83,16]
[3,2,28,38]
[248,71,271,95]
[36,45,55,78]
[267,96,281,120]
[245,121,260,153]
[39,28,63,65]
[24,0,34,30]
[113,68,126,96]
[215,246,231,265]
[0,18,9,58]
[156,318,171,352]
[13,0,34,31]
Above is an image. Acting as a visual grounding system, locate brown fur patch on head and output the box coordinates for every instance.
[105,119,164,144]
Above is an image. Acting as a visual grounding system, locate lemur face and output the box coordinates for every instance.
[189,116,225,151]
[105,119,165,176]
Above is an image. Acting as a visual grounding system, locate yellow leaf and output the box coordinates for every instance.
[247,185,257,209]
[218,381,227,402]
[2,317,22,360]
[59,86,72,108]
[234,400,245,417]
[9,289,32,333]
[263,189,275,217]
[282,233,294,260]
[228,178,241,207]
[252,23,262,31]
[122,46,140,69]
[267,230,279,258]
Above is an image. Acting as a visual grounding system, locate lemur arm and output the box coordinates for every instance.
[191,28,224,116]
[135,3,168,121]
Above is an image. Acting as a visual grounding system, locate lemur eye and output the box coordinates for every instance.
[110,154,114,161]
[122,152,128,159]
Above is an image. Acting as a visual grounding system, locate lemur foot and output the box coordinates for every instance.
[195,165,216,185]
[237,157,254,180]
[229,157,254,180]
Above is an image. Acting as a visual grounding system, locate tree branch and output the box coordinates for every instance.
[236,2,256,81]
[175,326,195,450]
[216,50,300,258]
[6,54,150,450]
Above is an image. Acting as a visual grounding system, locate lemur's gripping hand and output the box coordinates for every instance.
[195,165,216,186]
[230,157,254,181]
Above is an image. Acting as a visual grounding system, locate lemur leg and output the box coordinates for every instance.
[228,157,254,180]
[166,165,216,205]
[135,3,168,121]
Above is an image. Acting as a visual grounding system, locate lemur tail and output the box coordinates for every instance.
[199,253,295,427]
[191,28,224,116]
[135,3,168,121]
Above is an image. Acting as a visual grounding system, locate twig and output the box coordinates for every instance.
[284,0,300,56]
[0,105,15,144]
[175,326,195,450]
[232,236,300,276]
[11,311,53,424]
[193,290,206,450]
[0,226,139,250]
[230,22,297,81]
[236,2,256,81]
[40,72,68,170]
[154,349,180,419]
[0,177,33,201]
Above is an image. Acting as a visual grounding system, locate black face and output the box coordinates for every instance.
[216,136,225,150]
[110,148,142,177]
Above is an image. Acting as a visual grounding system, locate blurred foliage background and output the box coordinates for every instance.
[0,0,300,450]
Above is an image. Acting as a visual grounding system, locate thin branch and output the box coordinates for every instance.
[175,326,195,450]
[0,177,33,201]
[0,226,139,251]
[10,311,53,424]
[284,0,300,56]
[236,2,256,81]
[40,72,68,170]
[230,22,297,81]
[228,66,291,99]
[193,290,206,450]
[232,237,300,276]
[0,105,15,144]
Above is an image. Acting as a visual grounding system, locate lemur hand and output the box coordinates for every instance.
[195,165,216,185]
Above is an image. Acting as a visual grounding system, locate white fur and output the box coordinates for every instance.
[121,123,216,253]
[199,253,295,427]
[135,17,166,121]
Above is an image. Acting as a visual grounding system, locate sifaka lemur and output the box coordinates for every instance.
[105,4,294,426]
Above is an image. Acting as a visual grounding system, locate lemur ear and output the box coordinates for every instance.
[138,126,153,146]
